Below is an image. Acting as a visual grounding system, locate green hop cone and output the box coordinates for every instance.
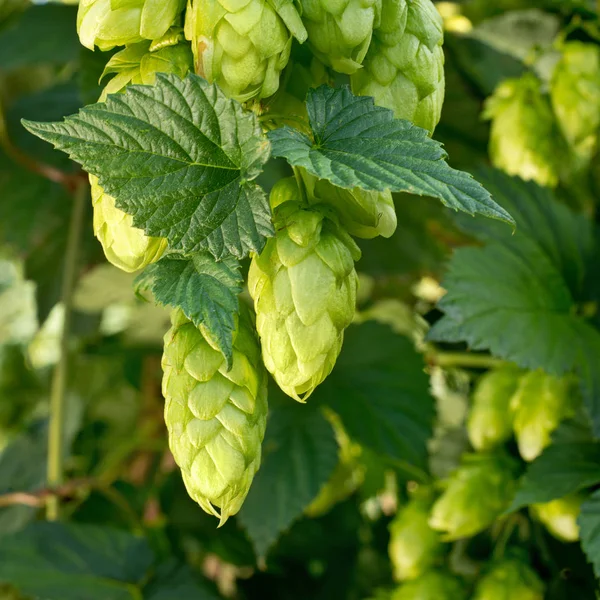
[300,0,381,75]
[483,74,565,187]
[248,178,361,401]
[531,494,583,542]
[162,306,268,524]
[77,0,185,51]
[551,41,600,170]
[473,558,544,600]
[90,175,167,273]
[302,171,397,239]
[429,452,517,540]
[351,0,445,133]
[391,571,467,600]
[467,365,522,451]
[509,370,576,462]
[99,36,193,100]
[388,488,444,581]
[184,0,307,102]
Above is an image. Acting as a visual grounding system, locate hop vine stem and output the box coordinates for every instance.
[46,179,88,521]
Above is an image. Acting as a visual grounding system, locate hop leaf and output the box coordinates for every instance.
[248,178,360,401]
[429,453,518,540]
[391,570,468,600]
[531,494,583,542]
[351,0,445,133]
[77,0,185,51]
[467,365,522,451]
[90,175,167,273]
[473,559,545,600]
[184,0,307,102]
[300,0,380,74]
[162,307,268,524]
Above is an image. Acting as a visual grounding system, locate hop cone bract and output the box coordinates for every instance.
[90,175,167,273]
[351,0,445,133]
[162,307,268,524]
[300,0,381,74]
[184,0,307,102]
[388,488,444,581]
[429,453,517,540]
[467,365,522,451]
[248,178,361,401]
[483,74,565,187]
[391,571,467,600]
[473,559,544,600]
[532,494,583,542]
[77,0,184,51]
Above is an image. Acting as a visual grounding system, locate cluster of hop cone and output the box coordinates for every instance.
[77,0,445,523]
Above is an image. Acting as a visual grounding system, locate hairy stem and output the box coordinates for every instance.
[46,180,88,520]
[428,351,506,370]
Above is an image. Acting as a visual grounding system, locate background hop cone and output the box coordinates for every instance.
[350,0,445,133]
[531,494,583,542]
[429,453,517,540]
[551,41,600,170]
[467,365,522,451]
[299,0,381,75]
[388,488,444,581]
[473,558,545,600]
[248,178,361,401]
[162,307,268,524]
[509,370,576,462]
[483,74,565,187]
[77,0,184,51]
[90,176,167,273]
[391,570,467,600]
[184,0,307,102]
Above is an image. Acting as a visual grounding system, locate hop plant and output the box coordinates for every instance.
[299,0,381,75]
[90,176,167,273]
[473,558,545,600]
[467,365,522,451]
[351,0,445,133]
[162,307,268,524]
[184,0,307,102]
[248,178,361,401]
[509,370,575,462]
[429,453,518,540]
[531,494,583,542]
[391,570,467,600]
[483,74,565,187]
[388,488,444,581]
[551,41,600,170]
[77,0,185,51]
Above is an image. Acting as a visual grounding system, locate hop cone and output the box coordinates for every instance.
[532,494,583,542]
[90,176,167,273]
[302,171,397,239]
[184,0,307,102]
[100,36,193,100]
[351,0,445,133]
[391,571,467,600]
[300,0,381,75]
[162,307,268,523]
[77,0,184,51]
[473,559,544,600]
[510,370,575,462]
[248,178,361,401]
[483,74,565,187]
[551,41,600,169]
[429,453,517,540]
[388,488,444,581]
[467,365,522,451]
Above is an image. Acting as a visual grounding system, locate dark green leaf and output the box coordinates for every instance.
[143,561,219,600]
[578,489,600,578]
[508,442,600,512]
[135,254,242,367]
[268,85,513,225]
[22,73,273,260]
[238,397,338,559]
[318,322,435,471]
